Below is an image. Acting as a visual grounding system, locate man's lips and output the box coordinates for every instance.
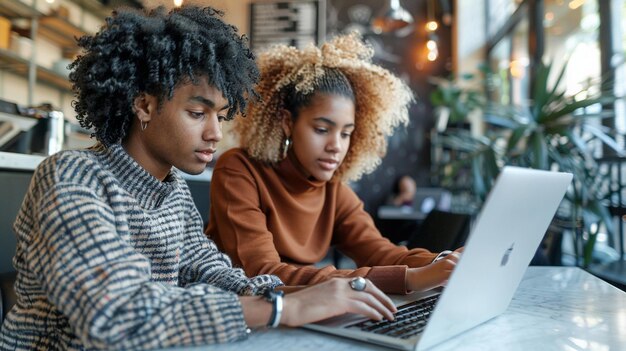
[195,149,216,163]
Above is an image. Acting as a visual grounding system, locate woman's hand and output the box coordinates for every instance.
[279,277,397,327]
[406,247,463,292]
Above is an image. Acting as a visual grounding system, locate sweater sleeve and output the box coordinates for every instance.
[331,184,439,292]
[178,197,282,295]
[30,182,250,350]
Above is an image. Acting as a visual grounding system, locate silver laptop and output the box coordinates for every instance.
[305,166,572,350]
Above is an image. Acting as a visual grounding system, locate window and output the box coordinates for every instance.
[615,1,626,137]
[487,0,524,37]
[485,0,626,266]
[544,0,600,97]
[487,20,530,107]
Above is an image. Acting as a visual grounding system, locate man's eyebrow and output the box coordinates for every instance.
[314,117,355,128]
[189,96,229,111]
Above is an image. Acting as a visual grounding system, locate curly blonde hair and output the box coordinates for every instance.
[233,33,414,182]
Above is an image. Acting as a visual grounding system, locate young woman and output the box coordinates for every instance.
[0,8,396,350]
[207,33,461,295]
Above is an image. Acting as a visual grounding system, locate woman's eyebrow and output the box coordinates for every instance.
[313,117,355,128]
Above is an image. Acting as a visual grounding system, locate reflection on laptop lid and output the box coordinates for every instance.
[305,166,572,351]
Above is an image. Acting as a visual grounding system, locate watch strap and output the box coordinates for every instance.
[263,289,284,328]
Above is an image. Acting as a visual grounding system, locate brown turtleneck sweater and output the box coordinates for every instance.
[206,148,437,294]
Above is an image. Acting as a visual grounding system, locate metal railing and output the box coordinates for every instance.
[598,156,626,260]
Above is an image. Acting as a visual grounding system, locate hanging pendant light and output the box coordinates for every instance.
[371,0,414,36]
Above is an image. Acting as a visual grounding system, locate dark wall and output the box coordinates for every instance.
[0,170,33,274]
[327,0,453,215]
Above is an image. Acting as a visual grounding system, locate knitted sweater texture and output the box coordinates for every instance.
[0,144,281,350]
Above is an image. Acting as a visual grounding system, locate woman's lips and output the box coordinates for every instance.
[318,158,338,171]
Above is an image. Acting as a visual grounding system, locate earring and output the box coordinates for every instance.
[282,137,291,159]
[139,118,148,131]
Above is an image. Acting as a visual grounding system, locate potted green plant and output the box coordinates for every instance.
[431,61,624,268]
[429,73,485,132]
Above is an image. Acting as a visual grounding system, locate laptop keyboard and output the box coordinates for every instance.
[347,294,440,339]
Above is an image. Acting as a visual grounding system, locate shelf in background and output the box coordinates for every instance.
[69,0,111,20]
[0,0,113,21]
[1,0,94,51]
[0,0,40,19]
[39,16,87,49]
[0,48,72,91]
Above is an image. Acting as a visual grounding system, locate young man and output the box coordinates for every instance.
[0,6,395,350]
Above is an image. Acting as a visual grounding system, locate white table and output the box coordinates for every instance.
[160,267,626,351]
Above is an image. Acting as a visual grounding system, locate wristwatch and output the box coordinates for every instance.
[262,288,284,328]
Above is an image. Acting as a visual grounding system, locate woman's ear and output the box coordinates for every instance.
[280,109,294,138]
[132,93,156,123]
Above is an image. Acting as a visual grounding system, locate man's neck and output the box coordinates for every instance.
[122,136,170,181]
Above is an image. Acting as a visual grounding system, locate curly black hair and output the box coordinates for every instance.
[69,6,259,146]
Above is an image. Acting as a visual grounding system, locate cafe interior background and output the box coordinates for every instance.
[0,0,625,290]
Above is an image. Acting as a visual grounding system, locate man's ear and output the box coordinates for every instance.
[280,109,293,138]
[132,93,157,122]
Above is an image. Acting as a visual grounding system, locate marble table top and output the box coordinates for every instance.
[160,266,626,351]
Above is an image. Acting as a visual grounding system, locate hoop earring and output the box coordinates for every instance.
[282,137,291,159]
[140,120,148,131]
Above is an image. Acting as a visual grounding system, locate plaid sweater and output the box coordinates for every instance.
[0,144,281,350]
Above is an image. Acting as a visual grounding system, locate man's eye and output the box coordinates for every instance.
[189,111,205,119]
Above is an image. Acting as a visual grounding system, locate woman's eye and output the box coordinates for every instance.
[315,128,328,134]
[341,132,352,138]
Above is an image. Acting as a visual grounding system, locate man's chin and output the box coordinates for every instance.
[177,164,207,176]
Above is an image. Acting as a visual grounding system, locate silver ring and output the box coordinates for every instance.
[349,277,367,291]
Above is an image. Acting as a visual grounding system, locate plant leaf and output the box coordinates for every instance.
[471,157,487,200]
[532,62,551,120]
[506,127,528,154]
[542,96,603,122]
[530,130,548,169]
[548,61,568,99]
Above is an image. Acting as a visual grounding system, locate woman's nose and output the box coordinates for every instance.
[326,133,341,152]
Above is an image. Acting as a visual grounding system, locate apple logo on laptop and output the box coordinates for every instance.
[501,243,515,267]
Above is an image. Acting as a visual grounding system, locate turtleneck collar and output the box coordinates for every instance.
[274,149,326,193]
[92,143,178,209]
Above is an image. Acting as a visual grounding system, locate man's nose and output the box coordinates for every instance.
[203,114,223,142]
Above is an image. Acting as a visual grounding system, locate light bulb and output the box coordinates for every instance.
[46,0,55,3]
[426,21,438,32]
[427,51,438,61]
[568,0,585,10]
[173,0,183,7]
[426,40,437,50]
